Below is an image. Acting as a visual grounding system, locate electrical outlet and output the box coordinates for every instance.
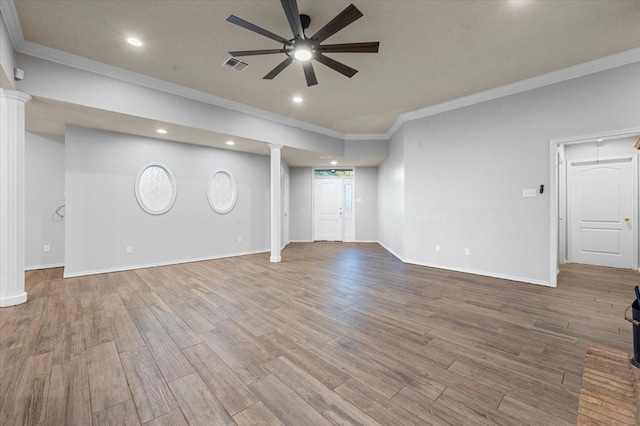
[464,248,470,256]
[238,236,243,243]
[435,245,440,252]
[44,244,51,252]
[126,246,133,254]
[522,189,536,198]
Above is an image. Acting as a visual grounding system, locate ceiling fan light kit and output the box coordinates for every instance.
[226,0,379,87]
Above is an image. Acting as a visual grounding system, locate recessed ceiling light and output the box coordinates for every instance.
[292,96,303,103]
[330,160,338,165]
[226,140,235,146]
[156,128,168,134]
[127,37,143,47]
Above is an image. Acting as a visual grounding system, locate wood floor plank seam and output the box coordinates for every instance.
[3,243,639,425]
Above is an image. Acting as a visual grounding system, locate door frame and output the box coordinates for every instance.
[311,167,356,242]
[566,155,636,268]
[283,172,290,248]
[549,127,640,287]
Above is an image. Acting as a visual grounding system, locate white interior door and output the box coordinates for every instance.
[314,179,344,241]
[568,158,634,268]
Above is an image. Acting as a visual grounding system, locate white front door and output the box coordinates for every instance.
[314,179,344,241]
[568,158,634,268]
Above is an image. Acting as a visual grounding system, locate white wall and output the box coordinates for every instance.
[25,133,65,269]
[377,127,405,258]
[355,167,378,242]
[64,125,270,276]
[389,62,640,285]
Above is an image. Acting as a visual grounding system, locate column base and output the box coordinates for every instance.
[270,256,282,263]
[0,291,28,307]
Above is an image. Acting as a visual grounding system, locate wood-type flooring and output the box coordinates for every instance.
[0,242,637,425]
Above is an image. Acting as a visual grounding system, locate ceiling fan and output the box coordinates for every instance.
[226,0,379,87]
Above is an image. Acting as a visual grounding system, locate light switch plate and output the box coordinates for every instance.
[522,189,536,197]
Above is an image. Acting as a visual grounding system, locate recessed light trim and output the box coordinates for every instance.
[330,160,338,165]
[156,128,168,134]
[292,96,303,103]
[127,37,143,47]
[225,140,235,146]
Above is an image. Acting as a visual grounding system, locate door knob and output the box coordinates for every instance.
[559,217,564,221]
[624,217,630,221]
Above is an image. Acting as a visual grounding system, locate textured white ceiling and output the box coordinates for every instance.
[5,1,640,167]
[12,0,640,135]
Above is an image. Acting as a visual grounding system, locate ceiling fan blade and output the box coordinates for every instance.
[263,57,294,80]
[311,4,363,43]
[280,0,304,40]
[302,61,318,87]
[227,15,292,46]
[315,54,358,78]
[320,42,379,54]
[229,49,286,57]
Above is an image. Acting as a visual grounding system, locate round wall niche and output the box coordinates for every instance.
[135,163,177,215]
[207,170,237,214]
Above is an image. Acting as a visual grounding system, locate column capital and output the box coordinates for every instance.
[268,144,283,151]
[0,88,32,104]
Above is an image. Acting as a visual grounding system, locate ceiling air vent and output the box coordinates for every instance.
[223,57,250,72]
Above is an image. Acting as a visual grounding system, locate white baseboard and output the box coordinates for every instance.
[289,239,313,243]
[374,240,551,287]
[0,291,28,307]
[403,258,552,287]
[376,240,407,262]
[63,249,269,278]
[25,263,65,271]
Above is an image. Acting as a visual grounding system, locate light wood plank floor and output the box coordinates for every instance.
[0,242,637,425]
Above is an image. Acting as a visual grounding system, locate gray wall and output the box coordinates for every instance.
[16,54,345,156]
[378,62,640,285]
[289,166,379,242]
[64,125,270,276]
[377,127,405,258]
[355,167,378,242]
[289,167,313,242]
[25,133,65,269]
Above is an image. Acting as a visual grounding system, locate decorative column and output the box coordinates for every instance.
[0,89,31,307]
[269,144,282,263]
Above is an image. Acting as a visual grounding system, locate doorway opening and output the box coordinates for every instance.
[549,128,640,287]
[313,168,355,242]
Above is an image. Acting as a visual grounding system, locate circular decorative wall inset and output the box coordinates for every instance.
[207,170,237,214]
[135,163,177,215]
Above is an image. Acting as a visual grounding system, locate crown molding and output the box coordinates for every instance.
[385,47,640,138]
[17,40,348,141]
[344,133,388,141]
[0,0,22,49]
[3,0,640,144]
